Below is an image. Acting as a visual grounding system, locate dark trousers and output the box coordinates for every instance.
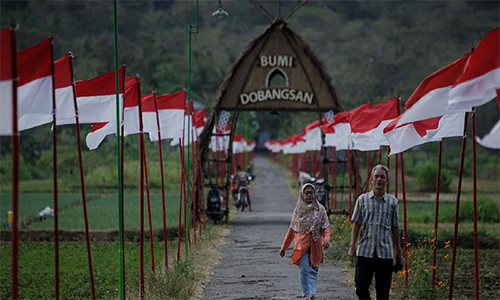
[355,254,393,300]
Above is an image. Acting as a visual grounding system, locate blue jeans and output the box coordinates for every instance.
[298,248,319,297]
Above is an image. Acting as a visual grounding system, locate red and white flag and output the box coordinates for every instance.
[209,123,232,152]
[170,101,198,146]
[53,54,78,125]
[302,119,325,152]
[321,103,370,150]
[396,54,472,128]
[476,118,500,149]
[0,27,16,136]
[194,108,207,137]
[86,76,138,150]
[142,90,185,142]
[350,97,399,151]
[448,28,500,110]
[17,38,54,131]
[58,67,125,125]
[384,112,466,155]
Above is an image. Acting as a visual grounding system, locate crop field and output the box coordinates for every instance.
[0,236,206,299]
[1,193,186,230]
[0,193,98,227]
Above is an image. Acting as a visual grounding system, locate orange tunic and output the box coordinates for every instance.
[281,227,330,268]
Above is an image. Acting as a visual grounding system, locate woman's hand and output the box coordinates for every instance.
[323,241,330,249]
[279,250,285,258]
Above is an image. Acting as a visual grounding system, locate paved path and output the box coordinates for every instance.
[201,155,356,300]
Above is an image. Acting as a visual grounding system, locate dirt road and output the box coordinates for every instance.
[201,155,356,300]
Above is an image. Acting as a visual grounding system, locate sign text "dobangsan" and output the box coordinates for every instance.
[239,55,314,106]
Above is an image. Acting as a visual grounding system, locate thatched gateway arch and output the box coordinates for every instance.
[199,19,353,220]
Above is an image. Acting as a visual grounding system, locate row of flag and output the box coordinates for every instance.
[265,28,500,154]
[0,26,258,153]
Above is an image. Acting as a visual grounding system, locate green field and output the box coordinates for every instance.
[1,193,186,230]
[0,193,98,227]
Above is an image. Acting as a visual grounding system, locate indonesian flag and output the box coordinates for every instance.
[321,103,370,150]
[209,123,231,152]
[0,27,16,136]
[194,108,206,137]
[282,133,306,154]
[384,112,466,155]
[86,76,138,150]
[53,54,78,125]
[170,101,198,146]
[476,118,500,149]
[58,67,125,125]
[350,97,399,151]
[396,53,472,128]
[302,119,325,152]
[17,38,54,131]
[143,90,185,143]
[448,28,500,110]
[233,134,246,154]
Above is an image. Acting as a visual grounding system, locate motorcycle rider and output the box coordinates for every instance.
[232,165,253,211]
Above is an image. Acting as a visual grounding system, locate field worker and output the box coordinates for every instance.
[280,183,330,300]
[348,164,402,300]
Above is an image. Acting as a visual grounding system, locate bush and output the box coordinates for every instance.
[439,196,500,223]
[416,163,452,192]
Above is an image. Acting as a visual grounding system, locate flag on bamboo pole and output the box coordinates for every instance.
[53,54,79,125]
[350,97,400,151]
[448,28,499,110]
[170,101,197,146]
[0,27,16,136]
[395,54,472,128]
[476,118,500,149]
[16,38,54,131]
[282,133,306,154]
[194,108,206,136]
[142,90,185,142]
[321,103,370,150]
[209,122,231,152]
[86,76,137,149]
[58,67,125,126]
[383,112,466,155]
[302,119,326,152]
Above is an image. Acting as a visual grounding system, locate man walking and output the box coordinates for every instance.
[348,165,402,300]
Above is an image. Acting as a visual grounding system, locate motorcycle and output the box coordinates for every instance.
[236,186,249,212]
[206,185,224,223]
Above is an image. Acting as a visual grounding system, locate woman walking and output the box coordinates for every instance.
[280,183,331,300]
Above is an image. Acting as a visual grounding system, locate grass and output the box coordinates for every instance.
[28,193,182,230]
[0,193,98,227]
[0,222,230,299]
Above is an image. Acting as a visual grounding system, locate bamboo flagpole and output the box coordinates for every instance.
[8,25,20,300]
[112,0,125,297]
[139,89,145,300]
[191,122,197,245]
[177,140,184,261]
[119,73,126,300]
[431,141,443,287]
[471,109,479,299]
[142,144,155,272]
[347,148,353,217]
[448,113,469,300]
[48,38,60,300]
[366,152,370,193]
[399,152,409,287]
[153,91,169,269]
[68,52,96,299]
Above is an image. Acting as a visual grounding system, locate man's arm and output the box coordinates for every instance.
[391,226,403,263]
[348,222,361,263]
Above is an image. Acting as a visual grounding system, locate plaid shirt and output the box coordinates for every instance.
[351,191,399,259]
